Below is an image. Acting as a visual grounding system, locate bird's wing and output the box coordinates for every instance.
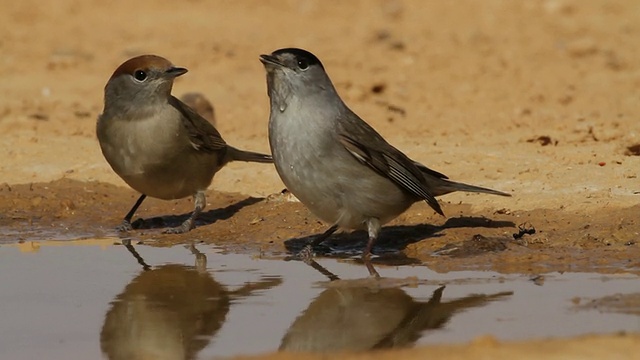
[337,116,444,216]
[170,96,227,153]
[412,161,449,180]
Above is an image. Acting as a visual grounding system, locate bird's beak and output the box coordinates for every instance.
[259,54,284,68]
[165,66,188,78]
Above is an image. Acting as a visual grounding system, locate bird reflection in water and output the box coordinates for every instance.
[100,242,282,360]
[281,260,512,353]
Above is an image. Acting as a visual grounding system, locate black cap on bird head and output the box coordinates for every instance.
[260,48,325,72]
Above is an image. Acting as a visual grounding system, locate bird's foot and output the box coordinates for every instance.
[284,244,315,263]
[117,218,147,232]
[297,244,315,264]
[163,218,195,234]
[116,220,133,232]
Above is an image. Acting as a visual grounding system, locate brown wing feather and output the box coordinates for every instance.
[337,114,444,216]
[170,96,227,153]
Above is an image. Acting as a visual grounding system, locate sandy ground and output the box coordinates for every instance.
[1,0,639,358]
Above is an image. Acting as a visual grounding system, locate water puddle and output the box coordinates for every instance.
[0,240,638,359]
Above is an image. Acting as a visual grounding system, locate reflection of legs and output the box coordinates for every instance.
[117,194,147,231]
[296,248,340,281]
[122,239,151,271]
[362,257,380,278]
[164,191,206,234]
[187,243,207,273]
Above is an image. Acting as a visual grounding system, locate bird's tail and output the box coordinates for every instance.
[227,146,273,163]
[426,177,512,197]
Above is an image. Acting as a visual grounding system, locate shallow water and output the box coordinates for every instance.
[0,239,638,359]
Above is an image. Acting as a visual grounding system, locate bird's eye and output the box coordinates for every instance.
[297,59,309,70]
[133,70,147,82]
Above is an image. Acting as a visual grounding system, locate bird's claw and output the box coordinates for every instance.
[116,220,133,232]
[284,244,315,262]
[297,244,315,264]
[163,219,194,234]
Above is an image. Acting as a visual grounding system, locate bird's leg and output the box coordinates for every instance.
[164,191,206,234]
[363,218,381,278]
[296,224,339,259]
[363,218,381,257]
[309,224,339,247]
[116,194,147,232]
